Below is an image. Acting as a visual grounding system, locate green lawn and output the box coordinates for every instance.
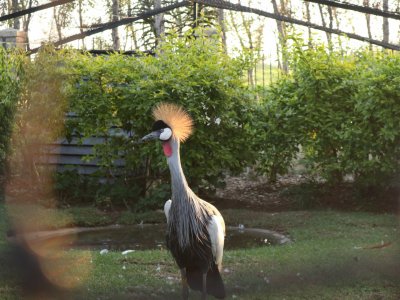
[1,203,399,299]
[243,64,283,88]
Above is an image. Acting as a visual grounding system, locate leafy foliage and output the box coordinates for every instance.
[62,30,256,207]
[257,44,400,189]
[252,78,303,182]
[10,45,70,180]
[134,183,170,212]
[343,52,400,187]
[289,45,358,183]
[4,36,400,209]
[54,170,142,210]
[0,48,24,174]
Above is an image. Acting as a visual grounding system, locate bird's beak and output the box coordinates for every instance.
[141,131,160,142]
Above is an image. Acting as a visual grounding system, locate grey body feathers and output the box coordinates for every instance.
[166,138,222,250]
[164,137,226,299]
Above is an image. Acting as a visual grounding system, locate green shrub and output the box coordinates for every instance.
[290,45,358,183]
[64,206,114,226]
[9,35,399,209]
[257,44,400,190]
[54,170,98,205]
[134,183,170,212]
[118,209,165,224]
[54,170,142,209]
[0,48,24,175]
[10,45,70,179]
[342,51,400,187]
[252,77,304,182]
[63,30,257,206]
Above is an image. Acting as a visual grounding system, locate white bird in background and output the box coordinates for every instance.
[141,103,226,299]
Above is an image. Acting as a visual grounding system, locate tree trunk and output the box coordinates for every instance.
[382,0,389,43]
[218,8,227,52]
[126,1,138,50]
[12,0,20,29]
[396,1,400,43]
[328,6,333,31]
[241,11,255,87]
[271,0,288,73]
[241,11,253,49]
[78,0,85,49]
[154,0,164,42]
[192,2,200,28]
[53,7,63,41]
[305,1,312,47]
[332,7,343,51]
[318,4,332,45]
[228,11,245,50]
[22,0,33,50]
[111,0,120,50]
[328,6,333,50]
[363,0,372,50]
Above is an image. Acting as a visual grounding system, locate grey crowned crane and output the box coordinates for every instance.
[141,103,226,299]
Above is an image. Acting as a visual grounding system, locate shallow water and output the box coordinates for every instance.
[62,224,290,251]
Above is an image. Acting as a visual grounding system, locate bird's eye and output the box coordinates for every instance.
[160,128,172,141]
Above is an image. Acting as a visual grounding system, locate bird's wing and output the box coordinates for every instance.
[207,214,225,269]
[164,199,172,223]
[201,200,225,235]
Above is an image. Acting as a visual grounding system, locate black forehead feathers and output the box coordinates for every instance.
[152,120,170,131]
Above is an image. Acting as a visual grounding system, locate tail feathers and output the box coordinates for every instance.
[186,264,226,299]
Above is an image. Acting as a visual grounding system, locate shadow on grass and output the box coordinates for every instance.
[223,252,400,299]
[77,250,400,300]
[0,243,77,300]
[1,245,399,299]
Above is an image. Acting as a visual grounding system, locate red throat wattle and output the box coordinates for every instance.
[162,142,173,157]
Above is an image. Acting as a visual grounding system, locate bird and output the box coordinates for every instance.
[141,102,226,299]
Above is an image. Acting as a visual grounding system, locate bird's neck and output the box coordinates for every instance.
[164,138,210,250]
[165,139,193,201]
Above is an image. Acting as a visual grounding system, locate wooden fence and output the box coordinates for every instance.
[35,114,130,175]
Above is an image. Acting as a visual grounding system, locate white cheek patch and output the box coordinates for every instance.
[160,128,172,141]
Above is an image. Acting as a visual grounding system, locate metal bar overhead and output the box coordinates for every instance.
[304,0,400,20]
[0,0,75,23]
[24,0,399,53]
[195,0,400,50]
[30,1,190,54]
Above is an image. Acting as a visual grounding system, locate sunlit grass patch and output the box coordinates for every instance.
[0,202,399,299]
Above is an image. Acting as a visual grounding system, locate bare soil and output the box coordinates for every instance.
[210,174,399,213]
[210,174,305,211]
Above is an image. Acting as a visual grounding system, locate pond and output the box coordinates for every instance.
[20,224,291,251]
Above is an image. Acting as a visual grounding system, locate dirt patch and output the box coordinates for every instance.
[209,174,304,211]
[209,174,399,213]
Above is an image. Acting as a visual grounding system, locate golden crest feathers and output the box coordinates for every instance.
[152,103,193,142]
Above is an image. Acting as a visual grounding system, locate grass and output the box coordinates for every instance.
[2,204,165,232]
[0,202,399,299]
[243,64,283,87]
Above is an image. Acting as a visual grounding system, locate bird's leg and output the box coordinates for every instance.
[201,272,207,300]
[180,268,189,300]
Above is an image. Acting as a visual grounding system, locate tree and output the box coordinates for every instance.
[111,0,120,50]
[332,7,343,51]
[363,0,373,50]
[154,0,165,41]
[52,1,76,42]
[11,0,20,29]
[271,0,289,73]
[64,33,256,204]
[227,0,264,86]
[382,0,389,43]
[317,4,332,46]
[20,0,38,50]
[78,0,85,49]
[218,8,227,52]
[303,1,313,47]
